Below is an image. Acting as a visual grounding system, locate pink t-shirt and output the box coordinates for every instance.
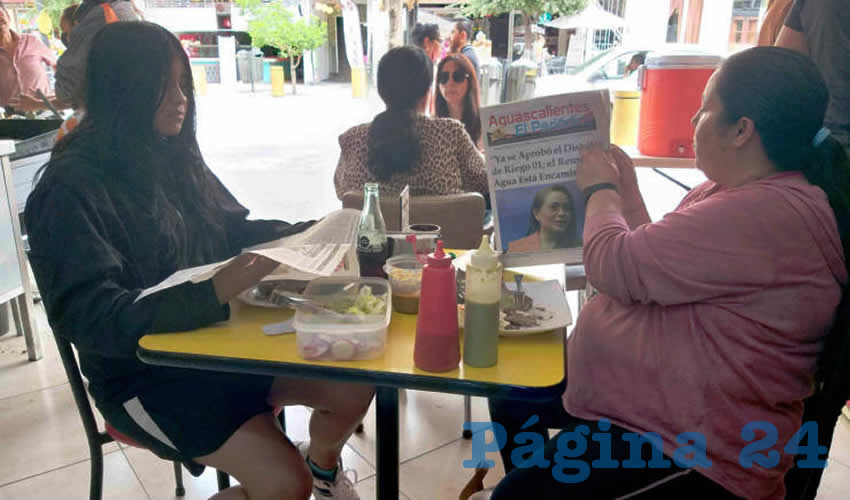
[566,172,846,499]
[0,33,56,107]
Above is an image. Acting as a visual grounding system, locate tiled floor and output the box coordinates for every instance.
[2,307,850,499]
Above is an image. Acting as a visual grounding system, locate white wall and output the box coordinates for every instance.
[698,0,734,55]
[144,8,217,32]
[622,0,669,48]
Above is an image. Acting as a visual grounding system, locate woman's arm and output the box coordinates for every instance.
[611,146,651,229]
[577,145,777,306]
[25,185,232,358]
[454,122,489,194]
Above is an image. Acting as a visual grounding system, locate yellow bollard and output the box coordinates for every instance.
[611,90,641,148]
[191,65,208,97]
[271,66,286,97]
[351,67,366,98]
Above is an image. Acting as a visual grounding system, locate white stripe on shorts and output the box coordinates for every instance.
[123,397,178,451]
[614,469,693,500]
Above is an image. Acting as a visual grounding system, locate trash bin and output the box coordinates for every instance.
[611,90,640,147]
[270,61,286,97]
[503,55,537,103]
[479,59,504,106]
[236,48,263,84]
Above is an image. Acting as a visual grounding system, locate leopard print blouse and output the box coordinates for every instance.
[334,115,489,200]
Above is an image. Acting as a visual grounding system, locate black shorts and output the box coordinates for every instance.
[96,368,274,476]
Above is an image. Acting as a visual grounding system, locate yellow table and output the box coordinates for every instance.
[138,273,567,500]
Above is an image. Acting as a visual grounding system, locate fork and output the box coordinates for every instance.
[501,274,533,312]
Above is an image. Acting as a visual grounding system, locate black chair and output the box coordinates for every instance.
[784,291,850,500]
[55,332,291,497]
[54,334,192,499]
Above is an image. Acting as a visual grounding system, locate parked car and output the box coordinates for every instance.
[535,44,719,99]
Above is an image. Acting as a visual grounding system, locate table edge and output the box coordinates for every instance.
[137,347,565,401]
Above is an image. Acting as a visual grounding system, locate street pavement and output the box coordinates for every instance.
[195,80,705,226]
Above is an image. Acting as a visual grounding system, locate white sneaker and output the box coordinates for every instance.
[296,441,360,500]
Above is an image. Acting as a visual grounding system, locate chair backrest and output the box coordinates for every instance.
[784,290,850,500]
[54,335,112,449]
[341,191,486,249]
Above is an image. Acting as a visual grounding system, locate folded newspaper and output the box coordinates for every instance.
[135,209,360,302]
[481,89,611,267]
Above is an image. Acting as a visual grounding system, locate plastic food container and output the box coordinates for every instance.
[383,255,424,314]
[295,277,392,361]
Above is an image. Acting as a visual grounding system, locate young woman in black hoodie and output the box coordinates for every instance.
[25,22,372,500]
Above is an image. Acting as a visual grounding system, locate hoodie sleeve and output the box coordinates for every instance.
[25,184,229,358]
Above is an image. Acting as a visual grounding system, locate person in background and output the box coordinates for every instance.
[334,46,487,200]
[507,184,579,253]
[435,54,482,150]
[410,22,441,116]
[776,0,849,154]
[0,4,56,111]
[623,52,645,77]
[26,22,372,500]
[411,22,441,63]
[481,46,850,500]
[757,0,793,46]
[449,20,479,80]
[59,4,78,50]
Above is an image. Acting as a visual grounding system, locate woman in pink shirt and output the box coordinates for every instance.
[0,5,55,109]
[485,47,850,500]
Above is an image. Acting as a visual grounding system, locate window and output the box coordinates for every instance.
[729,16,759,48]
[601,52,640,80]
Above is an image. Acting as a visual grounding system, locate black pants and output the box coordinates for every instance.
[488,399,743,499]
[488,392,573,474]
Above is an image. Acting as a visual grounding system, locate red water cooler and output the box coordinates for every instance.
[637,54,723,158]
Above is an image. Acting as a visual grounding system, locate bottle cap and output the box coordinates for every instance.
[427,240,452,268]
[470,235,499,268]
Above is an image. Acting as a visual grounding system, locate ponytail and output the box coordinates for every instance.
[805,136,850,257]
[367,109,421,181]
[367,46,432,182]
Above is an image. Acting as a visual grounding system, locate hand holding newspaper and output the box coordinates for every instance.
[481,89,612,267]
[135,209,360,302]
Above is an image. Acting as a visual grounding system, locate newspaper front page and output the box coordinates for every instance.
[481,89,611,267]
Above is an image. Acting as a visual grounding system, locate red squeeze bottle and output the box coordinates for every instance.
[414,240,460,372]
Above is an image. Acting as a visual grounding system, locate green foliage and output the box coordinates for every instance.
[236,1,327,59]
[459,0,589,19]
[39,0,77,32]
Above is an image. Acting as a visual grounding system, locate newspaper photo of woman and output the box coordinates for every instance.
[508,184,580,252]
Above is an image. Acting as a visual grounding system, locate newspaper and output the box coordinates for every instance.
[481,89,611,267]
[135,209,360,302]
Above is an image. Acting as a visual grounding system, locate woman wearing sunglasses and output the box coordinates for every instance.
[334,46,488,200]
[435,54,483,151]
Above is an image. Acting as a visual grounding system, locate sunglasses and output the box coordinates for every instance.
[438,70,469,84]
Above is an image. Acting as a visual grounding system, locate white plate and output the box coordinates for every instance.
[498,280,573,336]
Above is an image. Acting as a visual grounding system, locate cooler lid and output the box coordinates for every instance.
[645,53,724,68]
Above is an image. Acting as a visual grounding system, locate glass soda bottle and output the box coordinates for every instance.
[357,183,389,278]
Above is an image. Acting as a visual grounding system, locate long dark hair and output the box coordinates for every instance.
[435,54,481,146]
[41,22,224,269]
[714,47,850,263]
[526,184,577,246]
[367,46,433,181]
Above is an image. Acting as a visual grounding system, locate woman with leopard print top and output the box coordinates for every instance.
[334,46,488,200]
